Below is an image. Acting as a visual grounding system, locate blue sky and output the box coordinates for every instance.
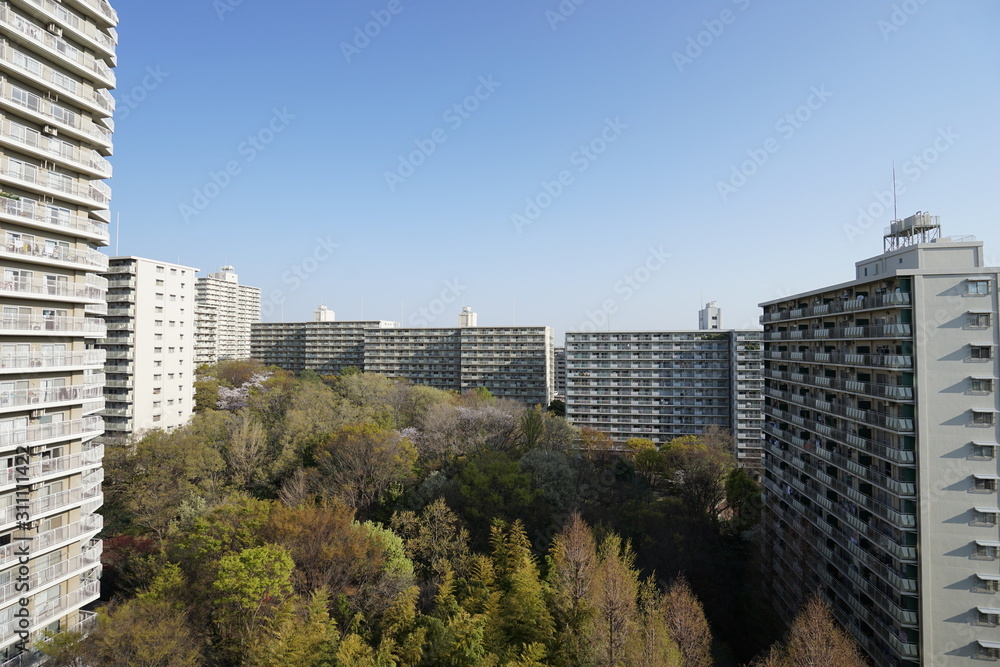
[108,0,1000,340]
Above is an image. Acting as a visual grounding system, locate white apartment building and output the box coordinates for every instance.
[0,0,117,659]
[699,301,723,330]
[564,330,763,465]
[100,257,197,438]
[759,214,1000,665]
[194,265,259,366]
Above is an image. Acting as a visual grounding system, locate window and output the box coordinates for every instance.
[153,347,162,354]
[975,542,999,559]
[169,321,176,327]
[978,641,1000,660]
[153,401,161,408]
[156,266,165,274]
[972,345,995,360]
[169,294,176,302]
[168,373,175,380]
[170,268,177,275]
[973,443,998,460]
[154,333,163,341]
[974,476,999,492]
[152,388,161,395]
[168,347,175,354]
[153,415,161,422]
[974,411,997,427]
[155,293,164,301]
[153,374,161,381]
[978,608,1000,626]
[154,360,162,367]
[972,378,995,393]
[973,509,999,526]
[155,319,163,328]
[968,280,991,295]
[969,313,993,328]
[155,280,164,287]
[976,575,1000,593]
[155,306,163,314]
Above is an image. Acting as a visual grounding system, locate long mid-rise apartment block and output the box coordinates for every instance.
[564,330,763,465]
[0,0,117,658]
[759,214,1000,665]
[252,311,554,405]
[194,265,259,366]
[100,257,197,438]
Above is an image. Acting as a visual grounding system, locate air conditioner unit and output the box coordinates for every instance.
[46,23,63,37]
[29,409,43,418]
[42,125,58,136]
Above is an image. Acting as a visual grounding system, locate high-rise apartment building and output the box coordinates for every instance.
[759,214,1000,664]
[699,301,723,330]
[100,257,196,438]
[553,346,566,399]
[251,318,400,376]
[459,306,477,328]
[194,265,259,366]
[564,330,763,465]
[0,0,117,658]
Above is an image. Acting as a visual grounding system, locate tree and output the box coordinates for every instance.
[546,399,566,417]
[246,590,339,667]
[547,513,598,667]
[752,597,866,667]
[591,534,639,666]
[662,433,735,519]
[487,521,555,661]
[519,406,546,451]
[662,575,713,667]
[391,498,472,586]
[724,467,762,533]
[212,545,296,663]
[316,423,417,514]
[226,410,269,489]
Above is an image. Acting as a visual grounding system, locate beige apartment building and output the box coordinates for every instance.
[0,0,117,659]
[759,214,1000,665]
[100,257,197,438]
[194,265,259,366]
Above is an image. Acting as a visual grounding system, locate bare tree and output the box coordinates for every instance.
[663,575,713,667]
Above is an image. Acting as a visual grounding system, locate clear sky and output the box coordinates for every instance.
[108,0,1000,341]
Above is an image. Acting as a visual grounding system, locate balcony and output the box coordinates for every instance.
[765,324,912,342]
[0,114,112,178]
[0,540,101,605]
[0,196,108,242]
[0,445,102,488]
[0,382,104,414]
[0,42,111,118]
[0,315,106,338]
[764,350,913,370]
[0,349,105,374]
[762,292,912,323]
[769,388,915,433]
[0,157,109,210]
[765,405,914,464]
[767,368,914,401]
[0,415,103,451]
[0,514,103,570]
[0,580,101,640]
[0,278,105,304]
[1,233,109,271]
[104,349,133,360]
[0,77,112,149]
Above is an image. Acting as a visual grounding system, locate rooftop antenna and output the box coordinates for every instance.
[361,297,364,320]
[513,297,516,326]
[114,212,120,255]
[892,161,898,222]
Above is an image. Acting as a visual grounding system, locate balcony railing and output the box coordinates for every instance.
[0,514,103,571]
[764,350,913,370]
[1,234,109,270]
[0,540,100,605]
[0,415,103,451]
[0,159,108,209]
[0,580,101,638]
[0,278,105,302]
[0,382,104,413]
[0,315,106,337]
[762,292,912,323]
[0,197,108,241]
[767,369,914,401]
[0,350,106,372]
[765,405,913,465]
[764,324,912,342]
[769,388,915,433]
[0,77,112,147]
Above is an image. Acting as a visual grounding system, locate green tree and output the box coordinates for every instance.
[213,545,296,663]
[316,423,417,514]
[724,467,762,533]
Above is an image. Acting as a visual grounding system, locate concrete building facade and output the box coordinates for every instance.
[0,0,117,658]
[251,319,400,376]
[100,257,197,438]
[759,215,1000,665]
[564,330,763,466]
[700,301,723,330]
[194,265,259,366]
